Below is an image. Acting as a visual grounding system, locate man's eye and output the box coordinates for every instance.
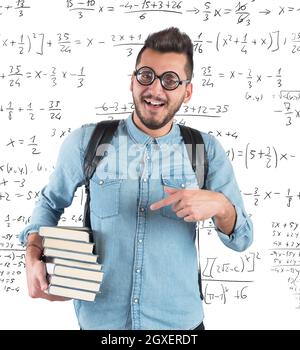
[165,77,177,84]
[142,73,151,79]
[163,73,178,84]
[164,77,178,87]
[139,71,153,81]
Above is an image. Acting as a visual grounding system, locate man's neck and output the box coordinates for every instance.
[132,112,173,138]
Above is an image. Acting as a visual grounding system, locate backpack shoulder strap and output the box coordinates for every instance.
[83,119,120,228]
[178,124,208,301]
[178,124,208,189]
[84,119,120,183]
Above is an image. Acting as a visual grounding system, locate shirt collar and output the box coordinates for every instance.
[125,114,180,146]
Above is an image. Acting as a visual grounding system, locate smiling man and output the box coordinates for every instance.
[21,27,253,330]
[132,48,192,133]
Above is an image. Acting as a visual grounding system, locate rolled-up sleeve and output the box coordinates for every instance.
[204,134,253,252]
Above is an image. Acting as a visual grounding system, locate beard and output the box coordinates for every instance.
[133,93,185,130]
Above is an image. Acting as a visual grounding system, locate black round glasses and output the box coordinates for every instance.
[134,66,190,91]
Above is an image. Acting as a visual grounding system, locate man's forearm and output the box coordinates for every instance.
[214,195,237,235]
[26,233,43,261]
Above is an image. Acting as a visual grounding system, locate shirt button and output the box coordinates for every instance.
[143,178,147,182]
[99,180,104,185]
[134,298,139,304]
[140,207,145,212]
[136,269,141,273]
[138,239,143,244]
[181,183,185,188]
[146,156,150,160]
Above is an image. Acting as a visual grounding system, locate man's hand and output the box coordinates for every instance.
[25,233,70,301]
[150,186,236,235]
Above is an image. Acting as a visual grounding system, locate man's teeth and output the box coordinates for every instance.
[145,99,164,106]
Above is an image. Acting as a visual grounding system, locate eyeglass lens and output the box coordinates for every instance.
[136,67,180,90]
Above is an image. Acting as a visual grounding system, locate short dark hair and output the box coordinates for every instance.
[136,27,194,80]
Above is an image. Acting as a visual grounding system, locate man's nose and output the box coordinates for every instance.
[147,77,164,94]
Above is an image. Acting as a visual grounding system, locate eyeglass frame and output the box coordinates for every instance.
[134,66,191,91]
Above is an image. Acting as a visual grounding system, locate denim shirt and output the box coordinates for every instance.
[20,115,253,330]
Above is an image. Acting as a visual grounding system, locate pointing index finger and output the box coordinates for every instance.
[150,187,181,210]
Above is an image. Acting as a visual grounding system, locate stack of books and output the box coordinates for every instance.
[39,226,103,302]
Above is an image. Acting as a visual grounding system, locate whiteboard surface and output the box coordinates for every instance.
[1,0,299,329]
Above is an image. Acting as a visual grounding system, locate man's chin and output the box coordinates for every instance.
[141,117,172,130]
[134,101,174,130]
[142,120,165,130]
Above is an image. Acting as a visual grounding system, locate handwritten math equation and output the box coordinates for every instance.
[0,100,62,121]
[0,0,29,17]
[0,65,85,88]
[226,143,295,169]
[2,31,300,56]
[242,187,300,207]
[270,220,300,309]
[4,0,300,25]
[200,251,260,305]
[0,247,25,293]
[63,1,300,25]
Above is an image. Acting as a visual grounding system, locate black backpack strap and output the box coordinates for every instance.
[84,120,120,182]
[179,124,208,301]
[83,119,120,228]
[178,124,208,189]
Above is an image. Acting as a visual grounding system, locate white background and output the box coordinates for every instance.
[0,0,299,329]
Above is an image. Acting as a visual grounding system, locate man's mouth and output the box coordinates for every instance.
[143,98,166,109]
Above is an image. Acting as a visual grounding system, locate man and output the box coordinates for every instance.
[20,27,253,330]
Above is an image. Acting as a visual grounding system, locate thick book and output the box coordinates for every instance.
[46,285,96,302]
[44,247,98,263]
[46,264,103,282]
[45,257,102,271]
[49,275,101,292]
[43,237,94,254]
[39,226,91,242]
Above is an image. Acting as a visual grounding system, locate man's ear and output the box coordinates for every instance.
[183,83,193,103]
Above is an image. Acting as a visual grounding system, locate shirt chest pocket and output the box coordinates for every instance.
[160,175,199,221]
[89,177,122,219]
